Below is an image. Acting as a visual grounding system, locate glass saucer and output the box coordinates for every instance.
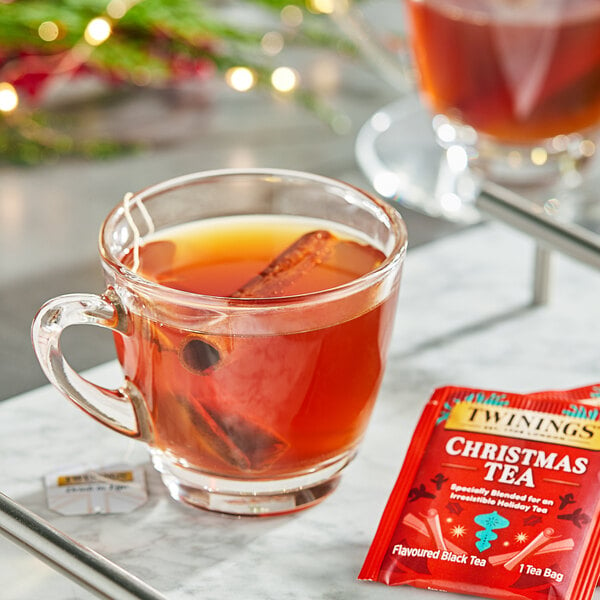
[355,93,482,224]
[355,93,600,232]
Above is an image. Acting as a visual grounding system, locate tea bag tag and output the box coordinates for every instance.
[44,463,148,515]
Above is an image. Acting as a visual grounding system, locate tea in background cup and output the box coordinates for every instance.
[405,0,600,184]
[32,169,407,516]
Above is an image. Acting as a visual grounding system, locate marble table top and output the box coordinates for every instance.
[2,222,600,599]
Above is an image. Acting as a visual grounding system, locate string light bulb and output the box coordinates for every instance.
[307,0,335,14]
[225,67,256,92]
[281,5,303,27]
[271,67,299,93]
[0,82,19,113]
[107,0,128,19]
[38,21,60,42]
[84,17,112,46]
[107,0,142,20]
[261,31,285,56]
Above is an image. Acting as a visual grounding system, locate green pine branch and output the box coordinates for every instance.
[0,0,360,164]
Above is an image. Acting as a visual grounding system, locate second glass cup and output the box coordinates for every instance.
[405,0,600,184]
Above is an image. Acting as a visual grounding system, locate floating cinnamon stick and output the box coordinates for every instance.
[232,230,338,298]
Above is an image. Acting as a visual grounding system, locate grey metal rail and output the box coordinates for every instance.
[478,180,600,270]
[477,181,600,305]
[0,492,166,600]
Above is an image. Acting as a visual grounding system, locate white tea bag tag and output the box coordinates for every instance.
[45,463,148,515]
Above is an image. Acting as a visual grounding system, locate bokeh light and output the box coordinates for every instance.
[530,147,548,166]
[225,67,256,92]
[107,0,128,19]
[38,21,60,42]
[84,17,112,46]
[580,139,596,158]
[261,31,285,56]
[308,0,336,14]
[446,145,468,172]
[281,5,303,27]
[0,82,19,112]
[271,67,299,93]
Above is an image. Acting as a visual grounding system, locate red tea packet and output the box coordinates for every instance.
[359,384,600,600]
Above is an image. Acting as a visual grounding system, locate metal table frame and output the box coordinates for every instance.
[477,181,600,305]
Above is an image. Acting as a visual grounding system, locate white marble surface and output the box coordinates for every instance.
[2,222,600,599]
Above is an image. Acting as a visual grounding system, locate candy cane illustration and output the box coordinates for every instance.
[402,513,467,555]
[488,536,574,566]
[425,508,449,552]
[503,528,555,571]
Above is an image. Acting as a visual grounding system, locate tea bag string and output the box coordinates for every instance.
[123,192,155,273]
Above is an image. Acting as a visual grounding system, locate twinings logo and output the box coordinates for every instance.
[445,402,600,451]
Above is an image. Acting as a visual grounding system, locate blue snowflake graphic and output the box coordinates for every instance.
[437,392,509,424]
[562,404,600,421]
[561,386,600,421]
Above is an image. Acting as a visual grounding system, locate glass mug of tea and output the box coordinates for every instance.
[341,0,600,185]
[32,169,407,516]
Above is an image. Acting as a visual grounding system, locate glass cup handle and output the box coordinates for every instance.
[31,288,153,442]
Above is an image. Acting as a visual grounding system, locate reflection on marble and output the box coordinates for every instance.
[2,223,600,599]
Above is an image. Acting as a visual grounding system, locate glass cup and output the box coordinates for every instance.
[404,0,600,184]
[31,169,407,516]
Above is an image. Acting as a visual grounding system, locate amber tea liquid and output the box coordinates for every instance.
[116,216,398,479]
[407,0,600,143]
